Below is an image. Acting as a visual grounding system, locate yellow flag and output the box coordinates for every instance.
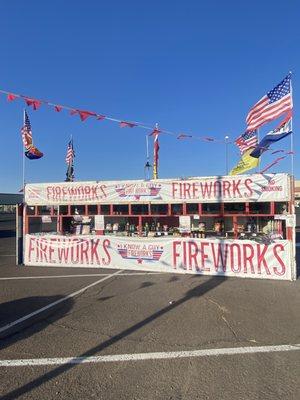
[229,148,258,176]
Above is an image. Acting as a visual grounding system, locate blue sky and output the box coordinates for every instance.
[0,1,299,192]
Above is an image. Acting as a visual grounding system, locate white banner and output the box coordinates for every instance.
[24,234,293,280]
[25,173,290,205]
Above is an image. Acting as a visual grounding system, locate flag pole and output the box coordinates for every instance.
[153,123,159,180]
[290,71,294,178]
[146,134,149,159]
[225,135,229,175]
[22,109,26,190]
[257,128,260,173]
[144,135,151,180]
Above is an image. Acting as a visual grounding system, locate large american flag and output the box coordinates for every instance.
[246,73,292,131]
[21,110,33,149]
[65,139,75,165]
[235,130,258,154]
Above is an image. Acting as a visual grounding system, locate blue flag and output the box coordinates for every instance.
[250,116,292,158]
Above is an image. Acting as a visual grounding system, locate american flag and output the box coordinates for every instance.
[21,110,33,149]
[235,130,258,154]
[65,139,75,165]
[246,73,292,131]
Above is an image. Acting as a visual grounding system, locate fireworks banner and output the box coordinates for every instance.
[24,234,294,280]
[25,173,290,205]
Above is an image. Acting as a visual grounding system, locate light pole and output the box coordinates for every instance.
[225,135,229,175]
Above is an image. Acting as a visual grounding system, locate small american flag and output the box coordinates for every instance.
[235,130,258,154]
[65,139,75,165]
[246,73,292,131]
[21,110,33,149]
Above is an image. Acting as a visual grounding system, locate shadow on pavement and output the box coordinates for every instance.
[1,275,226,400]
[0,296,74,349]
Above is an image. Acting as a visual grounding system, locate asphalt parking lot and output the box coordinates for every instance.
[0,215,299,400]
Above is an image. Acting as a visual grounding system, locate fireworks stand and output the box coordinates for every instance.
[22,173,296,280]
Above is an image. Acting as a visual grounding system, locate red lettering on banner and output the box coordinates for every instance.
[58,239,70,263]
[71,239,80,264]
[39,238,49,263]
[99,184,107,198]
[28,237,36,262]
[188,241,199,271]
[44,184,108,202]
[242,244,255,274]
[85,186,91,197]
[244,178,253,197]
[80,239,90,264]
[200,182,212,198]
[273,244,286,276]
[90,239,101,265]
[256,244,270,275]
[182,241,187,269]
[211,243,228,272]
[102,239,111,265]
[183,183,191,199]
[172,241,181,269]
[233,179,242,197]
[49,238,56,263]
[222,180,231,199]
[172,183,179,199]
[230,243,241,273]
[200,242,210,271]
[46,187,52,201]
[192,183,199,198]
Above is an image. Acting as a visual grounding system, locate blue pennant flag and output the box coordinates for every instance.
[250,116,292,158]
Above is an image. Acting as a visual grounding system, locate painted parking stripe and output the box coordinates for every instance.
[0,269,123,335]
[0,272,165,281]
[0,344,299,367]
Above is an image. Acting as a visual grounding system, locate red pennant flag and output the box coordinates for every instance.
[177,134,192,139]
[24,97,42,110]
[70,109,78,116]
[260,161,278,174]
[275,156,286,162]
[77,110,97,121]
[54,105,63,112]
[7,93,17,102]
[96,115,106,120]
[120,121,137,128]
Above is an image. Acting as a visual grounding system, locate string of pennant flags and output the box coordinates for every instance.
[3,71,296,178]
[0,88,226,144]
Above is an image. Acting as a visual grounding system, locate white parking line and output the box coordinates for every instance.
[0,269,123,335]
[0,272,165,281]
[0,344,299,367]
